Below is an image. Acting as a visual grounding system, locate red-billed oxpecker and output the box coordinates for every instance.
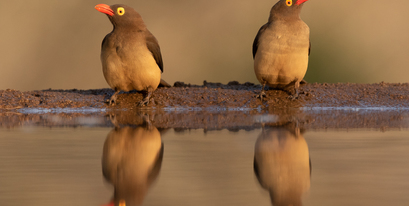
[95,4,163,106]
[253,0,310,100]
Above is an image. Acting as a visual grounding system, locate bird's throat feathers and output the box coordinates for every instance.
[108,15,147,33]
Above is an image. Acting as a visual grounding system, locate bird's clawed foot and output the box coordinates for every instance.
[287,87,300,100]
[138,97,150,106]
[256,90,267,102]
[106,97,116,106]
[256,84,267,101]
[286,81,301,100]
[138,87,154,107]
[287,93,299,100]
[106,91,120,106]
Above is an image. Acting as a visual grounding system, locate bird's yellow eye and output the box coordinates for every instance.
[286,0,292,6]
[117,7,125,16]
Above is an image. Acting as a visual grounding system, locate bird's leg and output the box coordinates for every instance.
[106,90,120,105]
[288,81,300,100]
[138,87,154,106]
[256,83,267,101]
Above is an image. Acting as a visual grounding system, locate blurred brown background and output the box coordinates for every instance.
[1,1,408,91]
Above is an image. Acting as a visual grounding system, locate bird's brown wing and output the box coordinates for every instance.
[101,33,111,49]
[145,32,164,73]
[252,23,269,59]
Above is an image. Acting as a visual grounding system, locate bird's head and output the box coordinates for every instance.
[95,4,144,28]
[270,0,309,20]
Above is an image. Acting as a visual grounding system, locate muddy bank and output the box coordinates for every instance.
[1,81,409,130]
[1,81,409,110]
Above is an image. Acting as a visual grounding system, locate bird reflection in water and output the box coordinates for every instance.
[101,121,164,206]
[254,123,311,206]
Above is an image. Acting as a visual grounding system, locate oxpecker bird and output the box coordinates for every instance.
[95,4,163,106]
[253,0,310,100]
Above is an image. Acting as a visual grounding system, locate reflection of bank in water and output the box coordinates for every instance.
[254,125,311,206]
[102,125,164,206]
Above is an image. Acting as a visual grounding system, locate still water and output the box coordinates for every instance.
[1,112,409,206]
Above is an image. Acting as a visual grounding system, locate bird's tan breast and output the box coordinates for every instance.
[254,20,310,87]
[101,33,161,92]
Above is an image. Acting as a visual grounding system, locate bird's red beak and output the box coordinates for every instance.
[296,0,309,5]
[95,4,114,16]
[100,201,114,206]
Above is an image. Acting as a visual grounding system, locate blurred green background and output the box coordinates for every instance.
[0,1,408,91]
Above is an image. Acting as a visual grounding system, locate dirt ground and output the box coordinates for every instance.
[1,81,409,130]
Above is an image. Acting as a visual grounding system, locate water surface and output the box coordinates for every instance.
[1,110,409,206]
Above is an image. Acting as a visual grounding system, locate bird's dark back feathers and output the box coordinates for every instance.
[146,33,164,73]
[252,23,268,59]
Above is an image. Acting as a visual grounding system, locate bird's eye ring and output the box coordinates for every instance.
[117,7,125,16]
[286,0,292,6]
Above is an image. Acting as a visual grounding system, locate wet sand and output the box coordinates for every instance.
[1,81,409,129]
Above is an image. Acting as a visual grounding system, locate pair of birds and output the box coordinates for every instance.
[95,0,310,106]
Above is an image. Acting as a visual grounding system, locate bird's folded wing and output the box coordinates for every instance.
[145,32,164,73]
